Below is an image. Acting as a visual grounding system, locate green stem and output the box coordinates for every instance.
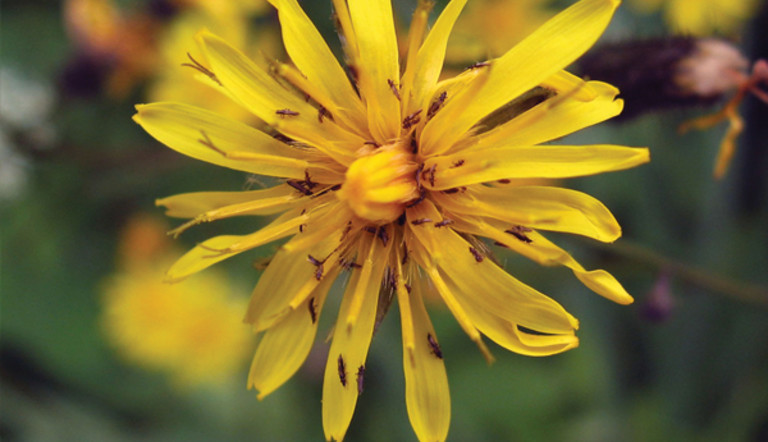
[586,239,768,308]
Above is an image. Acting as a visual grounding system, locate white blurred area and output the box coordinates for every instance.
[0,66,57,201]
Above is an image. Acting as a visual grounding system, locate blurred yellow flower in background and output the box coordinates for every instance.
[134,0,648,439]
[446,0,556,64]
[174,0,269,17]
[629,0,760,35]
[64,0,159,97]
[63,0,277,103]
[101,214,251,388]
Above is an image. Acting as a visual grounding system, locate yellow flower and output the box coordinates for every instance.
[629,0,759,35]
[446,0,556,64]
[63,0,275,99]
[175,0,269,17]
[134,0,649,440]
[64,0,160,97]
[102,215,251,388]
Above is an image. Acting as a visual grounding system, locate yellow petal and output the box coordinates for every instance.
[271,0,366,128]
[402,285,450,442]
[401,0,468,116]
[433,185,622,242]
[470,81,623,149]
[446,275,579,356]
[165,210,308,282]
[572,267,634,305]
[401,1,433,98]
[199,28,306,125]
[394,246,416,354]
[134,102,319,179]
[446,70,600,142]
[450,215,633,304]
[540,70,599,102]
[273,61,364,137]
[409,221,578,356]
[420,262,493,363]
[419,65,492,156]
[344,225,393,329]
[404,221,488,357]
[407,199,578,334]
[330,0,358,64]
[244,224,346,331]
[486,0,618,103]
[347,0,401,140]
[280,202,353,253]
[425,144,650,187]
[198,30,362,164]
[165,235,244,282]
[322,234,384,441]
[516,231,633,304]
[245,204,346,324]
[514,326,579,351]
[421,0,619,151]
[430,64,484,99]
[248,266,340,399]
[157,184,299,219]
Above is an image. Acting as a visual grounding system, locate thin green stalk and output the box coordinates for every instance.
[586,239,768,308]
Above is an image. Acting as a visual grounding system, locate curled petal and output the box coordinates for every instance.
[407,200,578,335]
[469,80,623,149]
[450,215,633,304]
[433,186,623,243]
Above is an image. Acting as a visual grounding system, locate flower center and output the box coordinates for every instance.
[337,143,419,224]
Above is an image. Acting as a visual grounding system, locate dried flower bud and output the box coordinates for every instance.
[580,37,768,178]
[578,37,749,119]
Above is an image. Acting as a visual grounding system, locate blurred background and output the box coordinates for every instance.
[2,0,767,440]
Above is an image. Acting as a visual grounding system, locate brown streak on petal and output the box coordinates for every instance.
[356,365,365,395]
[308,297,318,323]
[276,108,300,118]
[337,354,347,387]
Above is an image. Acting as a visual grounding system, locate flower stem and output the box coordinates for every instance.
[585,238,768,308]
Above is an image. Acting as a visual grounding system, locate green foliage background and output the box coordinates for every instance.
[2,0,767,440]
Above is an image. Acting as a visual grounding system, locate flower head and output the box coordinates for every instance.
[134,0,649,439]
[629,0,760,36]
[62,0,273,98]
